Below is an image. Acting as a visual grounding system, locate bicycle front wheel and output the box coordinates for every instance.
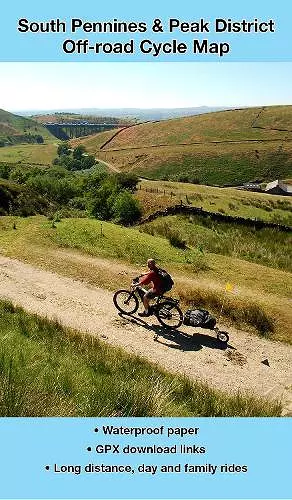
[156,301,183,329]
[113,290,139,315]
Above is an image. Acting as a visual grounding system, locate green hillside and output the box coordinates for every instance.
[0,109,55,145]
[71,128,123,151]
[0,143,58,165]
[76,106,292,186]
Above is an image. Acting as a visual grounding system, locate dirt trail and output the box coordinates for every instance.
[0,255,291,415]
[96,158,120,173]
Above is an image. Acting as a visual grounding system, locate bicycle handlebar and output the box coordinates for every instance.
[132,274,146,284]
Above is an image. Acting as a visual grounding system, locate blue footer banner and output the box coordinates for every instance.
[0,418,290,499]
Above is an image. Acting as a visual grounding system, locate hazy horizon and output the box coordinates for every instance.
[12,105,230,113]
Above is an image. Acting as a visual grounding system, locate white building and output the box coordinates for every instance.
[264,180,292,196]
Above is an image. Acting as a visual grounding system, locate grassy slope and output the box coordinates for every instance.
[98,140,292,184]
[140,214,291,271]
[0,300,280,417]
[136,179,292,225]
[0,109,55,143]
[75,106,292,185]
[0,216,291,343]
[255,105,292,129]
[102,108,287,147]
[0,143,58,165]
[70,128,123,152]
[0,109,58,165]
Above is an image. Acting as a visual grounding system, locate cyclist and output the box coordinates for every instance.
[135,259,167,317]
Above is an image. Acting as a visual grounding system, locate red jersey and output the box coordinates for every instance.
[139,270,164,294]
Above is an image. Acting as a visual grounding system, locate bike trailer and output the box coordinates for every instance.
[183,309,216,329]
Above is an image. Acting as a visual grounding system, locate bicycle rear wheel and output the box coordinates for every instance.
[156,301,183,329]
[113,290,139,315]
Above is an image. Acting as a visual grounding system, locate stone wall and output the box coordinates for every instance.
[138,204,292,232]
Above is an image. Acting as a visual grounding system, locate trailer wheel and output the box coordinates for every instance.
[217,330,229,343]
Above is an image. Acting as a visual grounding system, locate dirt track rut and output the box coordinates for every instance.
[0,255,291,415]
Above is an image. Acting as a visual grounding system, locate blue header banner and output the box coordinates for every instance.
[0,417,291,499]
[0,0,291,61]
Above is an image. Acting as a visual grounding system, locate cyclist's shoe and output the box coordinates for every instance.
[138,310,151,317]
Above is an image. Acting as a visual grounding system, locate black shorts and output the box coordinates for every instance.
[144,289,158,300]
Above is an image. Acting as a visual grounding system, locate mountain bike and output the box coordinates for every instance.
[113,277,183,329]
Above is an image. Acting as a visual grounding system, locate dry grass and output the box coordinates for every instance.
[0,216,291,343]
[100,108,288,148]
[70,128,123,152]
[255,105,292,130]
[94,137,282,167]
[95,140,292,185]
[176,280,275,338]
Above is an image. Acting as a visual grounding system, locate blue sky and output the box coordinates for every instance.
[1,62,292,111]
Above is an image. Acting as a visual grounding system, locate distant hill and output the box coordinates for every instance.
[0,109,55,146]
[31,113,130,125]
[73,105,292,186]
[17,107,231,122]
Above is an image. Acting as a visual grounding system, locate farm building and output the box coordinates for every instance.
[265,180,292,196]
[242,182,262,192]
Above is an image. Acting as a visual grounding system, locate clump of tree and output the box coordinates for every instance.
[54,143,96,171]
[57,142,71,156]
[0,165,83,216]
[87,172,141,225]
[4,134,44,145]
[0,163,141,225]
[0,179,48,216]
[112,190,141,225]
[26,167,80,205]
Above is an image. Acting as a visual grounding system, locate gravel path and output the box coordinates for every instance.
[0,255,291,415]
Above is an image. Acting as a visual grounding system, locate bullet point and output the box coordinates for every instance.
[45,465,50,470]
[87,446,92,451]
[94,428,98,432]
